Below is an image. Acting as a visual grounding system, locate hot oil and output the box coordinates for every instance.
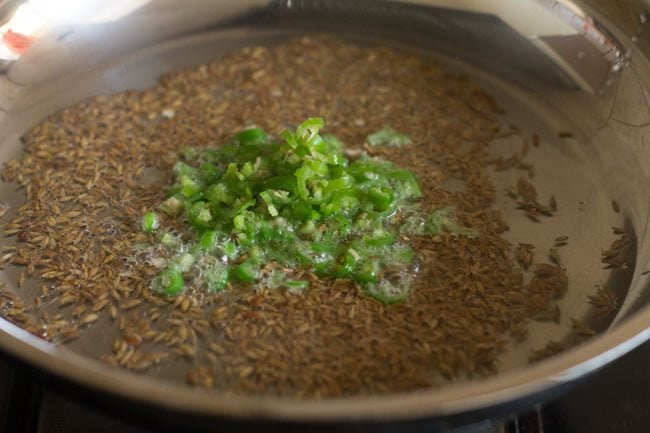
[0,28,634,393]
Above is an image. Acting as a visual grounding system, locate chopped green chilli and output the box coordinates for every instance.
[366,126,413,147]
[141,211,160,232]
[154,268,184,296]
[143,118,475,302]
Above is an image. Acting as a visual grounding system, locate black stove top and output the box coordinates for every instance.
[0,341,648,433]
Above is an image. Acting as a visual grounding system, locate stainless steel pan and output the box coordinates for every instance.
[0,0,648,430]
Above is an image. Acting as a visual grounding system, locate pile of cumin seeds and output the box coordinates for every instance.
[0,36,570,397]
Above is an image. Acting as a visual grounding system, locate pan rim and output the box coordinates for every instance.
[0,306,647,421]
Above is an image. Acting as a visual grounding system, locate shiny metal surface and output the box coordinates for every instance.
[0,0,648,424]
